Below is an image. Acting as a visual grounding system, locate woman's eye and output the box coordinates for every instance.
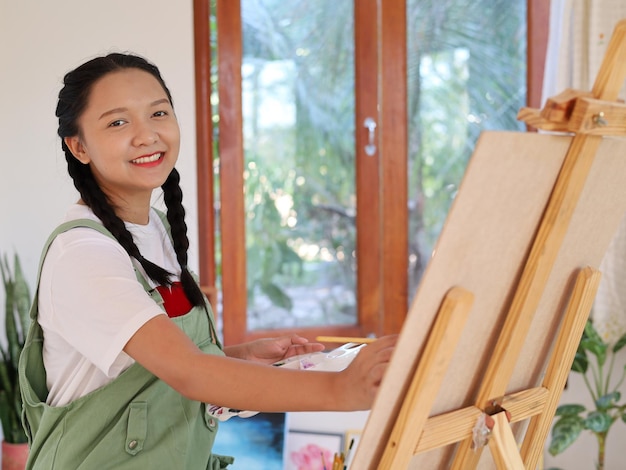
[108,119,125,128]
[153,110,168,117]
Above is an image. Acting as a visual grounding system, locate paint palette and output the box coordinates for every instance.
[272,342,365,371]
[206,342,365,421]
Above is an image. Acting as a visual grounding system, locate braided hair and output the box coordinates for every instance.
[56,52,205,308]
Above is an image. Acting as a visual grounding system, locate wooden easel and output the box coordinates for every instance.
[351,19,626,469]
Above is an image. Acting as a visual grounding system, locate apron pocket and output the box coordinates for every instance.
[125,401,147,456]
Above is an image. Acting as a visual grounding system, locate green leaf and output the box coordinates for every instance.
[261,243,283,279]
[259,282,293,311]
[552,415,585,436]
[549,415,584,455]
[0,391,11,443]
[596,392,620,410]
[0,254,10,289]
[584,411,613,433]
[246,247,264,287]
[4,303,19,370]
[277,242,304,276]
[0,252,30,444]
[580,338,608,367]
[571,351,588,374]
[0,360,13,395]
[555,404,586,417]
[613,332,626,354]
[0,254,31,371]
[12,254,31,342]
[583,320,604,344]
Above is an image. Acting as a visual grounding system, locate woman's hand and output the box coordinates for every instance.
[224,334,325,365]
[334,335,398,410]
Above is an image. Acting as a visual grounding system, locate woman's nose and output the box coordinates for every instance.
[132,121,159,146]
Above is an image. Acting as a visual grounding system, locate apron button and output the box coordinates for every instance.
[128,440,138,450]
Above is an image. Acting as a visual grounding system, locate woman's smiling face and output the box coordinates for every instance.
[65,68,180,211]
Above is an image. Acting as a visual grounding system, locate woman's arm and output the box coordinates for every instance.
[124,315,396,412]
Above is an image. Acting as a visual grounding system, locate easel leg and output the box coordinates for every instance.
[488,412,525,470]
[378,287,474,470]
[521,267,601,468]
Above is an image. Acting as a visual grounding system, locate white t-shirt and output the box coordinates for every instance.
[38,204,179,406]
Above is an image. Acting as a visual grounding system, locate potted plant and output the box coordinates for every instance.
[0,253,30,469]
[548,319,626,470]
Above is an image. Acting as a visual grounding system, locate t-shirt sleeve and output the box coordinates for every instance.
[39,228,166,376]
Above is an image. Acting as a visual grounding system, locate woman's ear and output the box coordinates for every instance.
[64,136,91,164]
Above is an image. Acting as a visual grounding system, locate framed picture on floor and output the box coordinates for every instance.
[284,429,344,470]
[343,429,362,468]
[211,412,286,469]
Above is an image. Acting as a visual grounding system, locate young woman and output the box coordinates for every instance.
[19,53,396,469]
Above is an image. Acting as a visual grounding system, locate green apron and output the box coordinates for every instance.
[19,218,234,469]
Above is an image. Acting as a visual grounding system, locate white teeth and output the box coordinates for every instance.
[132,153,162,164]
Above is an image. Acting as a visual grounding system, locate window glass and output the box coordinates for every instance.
[241,0,356,330]
[406,0,527,298]
[227,0,527,330]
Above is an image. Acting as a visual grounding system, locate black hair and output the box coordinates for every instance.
[56,52,205,308]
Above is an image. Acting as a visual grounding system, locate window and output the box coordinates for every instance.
[193,0,548,345]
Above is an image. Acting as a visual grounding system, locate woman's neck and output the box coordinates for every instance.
[77,198,152,225]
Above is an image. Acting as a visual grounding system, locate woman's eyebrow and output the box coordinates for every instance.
[98,98,171,120]
[99,107,127,120]
[150,98,171,107]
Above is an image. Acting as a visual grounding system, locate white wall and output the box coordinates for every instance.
[0,0,198,289]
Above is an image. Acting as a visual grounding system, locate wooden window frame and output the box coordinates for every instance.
[192,0,550,345]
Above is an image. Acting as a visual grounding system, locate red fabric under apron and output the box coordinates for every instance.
[155,282,193,318]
